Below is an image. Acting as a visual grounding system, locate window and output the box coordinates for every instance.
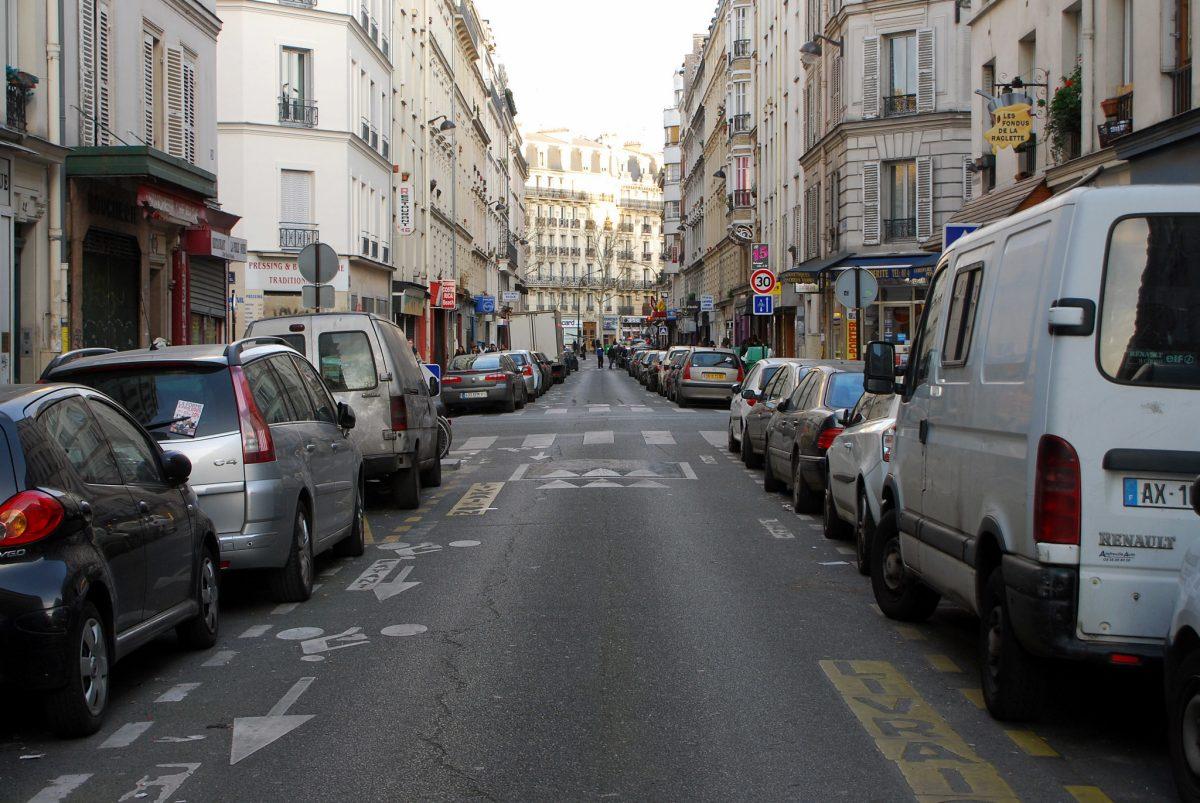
[318,331,378,392]
[734,156,751,191]
[281,47,310,101]
[278,333,306,355]
[910,266,952,390]
[884,161,916,241]
[79,0,114,146]
[270,355,315,421]
[243,359,291,425]
[790,371,819,408]
[1099,215,1200,388]
[690,352,737,368]
[90,401,164,485]
[449,354,502,371]
[40,398,121,485]
[885,33,917,110]
[281,169,313,224]
[825,372,865,410]
[941,265,984,366]
[81,366,240,440]
[142,29,161,148]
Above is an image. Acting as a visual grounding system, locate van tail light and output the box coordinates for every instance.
[443,376,462,384]
[1109,653,1142,666]
[229,365,276,464]
[881,427,895,462]
[817,426,844,452]
[483,373,507,382]
[683,365,692,380]
[1034,435,1081,545]
[523,365,533,377]
[390,395,409,431]
[0,491,65,547]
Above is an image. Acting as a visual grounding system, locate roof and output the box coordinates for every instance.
[43,342,292,377]
[918,174,1049,250]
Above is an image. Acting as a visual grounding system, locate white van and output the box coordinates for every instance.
[247,313,439,509]
[862,186,1200,721]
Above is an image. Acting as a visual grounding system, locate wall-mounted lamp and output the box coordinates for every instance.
[428,114,457,131]
[713,169,726,180]
[800,35,844,65]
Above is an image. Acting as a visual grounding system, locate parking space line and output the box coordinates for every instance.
[100,722,153,749]
[642,430,675,445]
[28,774,93,803]
[155,683,200,703]
[522,433,556,448]
[1066,786,1114,802]
[821,660,1017,800]
[203,650,237,667]
[894,626,926,641]
[584,430,614,445]
[272,603,298,615]
[959,688,985,709]
[239,624,272,638]
[926,654,962,673]
[699,431,726,449]
[363,518,375,545]
[460,436,497,451]
[1005,730,1059,757]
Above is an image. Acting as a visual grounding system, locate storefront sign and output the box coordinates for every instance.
[561,318,578,328]
[474,295,496,314]
[247,259,307,290]
[620,316,644,324]
[848,318,859,358]
[431,280,456,309]
[400,290,426,317]
[0,157,10,207]
[501,290,521,303]
[984,102,1034,153]
[700,294,714,312]
[603,316,617,331]
[866,265,933,281]
[210,231,248,261]
[137,186,205,226]
[397,180,415,236]
[171,251,190,345]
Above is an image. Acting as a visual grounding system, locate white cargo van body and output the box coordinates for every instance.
[508,311,564,365]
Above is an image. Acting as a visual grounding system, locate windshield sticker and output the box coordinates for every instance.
[170,400,204,437]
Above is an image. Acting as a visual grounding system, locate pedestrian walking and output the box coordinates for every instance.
[597,348,604,368]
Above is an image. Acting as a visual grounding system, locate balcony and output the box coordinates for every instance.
[280,96,318,127]
[619,223,634,232]
[732,190,753,208]
[5,80,30,133]
[547,217,559,228]
[617,249,635,261]
[585,220,596,231]
[883,94,918,117]
[585,247,597,258]
[620,198,663,212]
[1097,92,1134,147]
[280,222,318,251]
[641,224,652,234]
[618,305,635,316]
[558,217,570,226]
[883,218,916,241]
[731,113,751,133]
[1171,64,1192,117]
[732,39,751,59]
[570,247,581,257]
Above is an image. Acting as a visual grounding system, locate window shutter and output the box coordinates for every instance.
[831,55,843,125]
[142,34,156,146]
[166,47,184,158]
[962,156,974,202]
[281,170,312,223]
[805,185,820,259]
[95,1,112,145]
[79,0,96,144]
[183,59,197,163]
[792,203,803,264]
[916,27,936,113]
[916,156,934,240]
[862,161,881,245]
[863,36,880,119]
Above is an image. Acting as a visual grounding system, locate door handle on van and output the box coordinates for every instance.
[919,420,929,444]
[1048,298,1096,336]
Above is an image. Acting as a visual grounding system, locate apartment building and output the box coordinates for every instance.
[659,68,684,335]
[522,131,663,347]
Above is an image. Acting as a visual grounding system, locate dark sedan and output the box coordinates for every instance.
[0,384,218,736]
[441,353,526,413]
[762,365,865,513]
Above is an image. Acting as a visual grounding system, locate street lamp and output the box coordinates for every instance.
[428,114,456,132]
[713,168,726,180]
[800,35,843,65]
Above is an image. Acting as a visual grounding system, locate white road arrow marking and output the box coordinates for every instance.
[229,678,315,765]
[374,565,420,601]
[118,763,200,802]
[530,452,550,460]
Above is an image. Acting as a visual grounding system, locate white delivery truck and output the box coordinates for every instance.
[508,311,566,382]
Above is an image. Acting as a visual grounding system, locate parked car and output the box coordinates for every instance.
[246,312,440,505]
[728,358,809,452]
[661,347,692,398]
[762,364,864,513]
[675,348,742,407]
[1166,476,1200,801]
[442,353,526,413]
[644,351,667,392]
[738,361,816,467]
[628,347,649,377]
[824,392,900,575]
[635,351,657,384]
[861,186,1200,721]
[532,351,556,388]
[0,384,218,737]
[45,339,365,603]
[502,349,543,399]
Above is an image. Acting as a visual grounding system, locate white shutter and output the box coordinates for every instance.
[183,58,197,163]
[862,161,881,245]
[165,48,184,158]
[78,0,96,144]
[916,28,935,113]
[916,156,934,241]
[962,156,974,202]
[792,203,803,263]
[281,170,312,223]
[142,34,156,146]
[96,1,112,145]
[805,185,820,259]
[831,55,843,125]
[863,36,880,119]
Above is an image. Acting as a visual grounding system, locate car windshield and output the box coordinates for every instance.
[826,372,865,410]
[450,355,502,371]
[691,351,737,368]
[73,366,240,440]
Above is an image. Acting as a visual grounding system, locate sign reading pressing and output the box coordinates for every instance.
[985,103,1034,153]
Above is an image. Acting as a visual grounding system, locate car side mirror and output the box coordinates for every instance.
[337,402,357,430]
[428,376,440,396]
[864,341,898,395]
[837,408,853,427]
[776,399,791,412]
[740,388,758,400]
[161,450,192,487]
[732,383,742,394]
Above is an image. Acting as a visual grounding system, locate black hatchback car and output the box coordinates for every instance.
[0,384,217,737]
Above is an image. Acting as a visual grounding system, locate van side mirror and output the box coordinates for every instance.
[161,450,192,487]
[864,341,897,395]
[337,402,357,430]
[428,376,439,396]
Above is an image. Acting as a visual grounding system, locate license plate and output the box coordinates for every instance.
[702,372,724,380]
[463,391,488,400]
[1123,477,1192,509]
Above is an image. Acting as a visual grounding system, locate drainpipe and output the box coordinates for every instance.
[1081,0,1095,156]
[46,0,68,355]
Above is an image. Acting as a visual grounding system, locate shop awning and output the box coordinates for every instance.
[780,251,938,281]
[66,145,217,197]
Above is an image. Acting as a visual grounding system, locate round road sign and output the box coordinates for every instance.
[298,242,339,285]
[833,267,880,309]
[750,268,777,295]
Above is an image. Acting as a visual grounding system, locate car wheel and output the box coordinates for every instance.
[391,465,421,510]
[333,479,366,557]
[727,422,739,453]
[870,510,940,622]
[271,504,315,603]
[503,391,517,413]
[677,391,689,408]
[763,452,785,493]
[791,460,819,514]
[176,545,220,649]
[516,389,526,410]
[855,487,874,577]
[420,444,443,488]
[45,601,110,737]
[823,476,853,540]
[980,568,1046,721]
[1169,650,1200,801]
[741,428,762,468]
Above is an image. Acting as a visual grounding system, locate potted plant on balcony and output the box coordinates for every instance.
[5,67,38,90]
[1046,64,1082,163]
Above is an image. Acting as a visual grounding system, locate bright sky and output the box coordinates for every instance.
[482,0,716,151]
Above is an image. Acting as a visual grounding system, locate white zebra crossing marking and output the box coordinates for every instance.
[588,404,611,413]
[630,405,652,414]
[522,433,556,448]
[547,408,568,415]
[460,436,498,451]
[583,430,614,444]
[642,431,675,445]
[700,431,726,449]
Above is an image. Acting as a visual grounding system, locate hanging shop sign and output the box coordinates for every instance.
[137,186,206,226]
[752,243,769,270]
[474,294,496,314]
[397,180,415,236]
[982,92,1035,154]
[430,280,457,309]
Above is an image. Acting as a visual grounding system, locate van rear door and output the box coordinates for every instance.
[1072,212,1200,642]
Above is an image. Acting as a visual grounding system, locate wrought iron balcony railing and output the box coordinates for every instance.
[6,83,29,133]
[731,113,751,133]
[1171,64,1192,117]
[883,218,916,241]
[280,96,318,127]
[883,94,918,117]
[732,190,753,208]
[732,39,751,58]
[280,222,318,251]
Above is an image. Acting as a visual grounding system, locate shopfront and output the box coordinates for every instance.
[394,280,429,359]
[823,259,935,361]
[183,216,245,344]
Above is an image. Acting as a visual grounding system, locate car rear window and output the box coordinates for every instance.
[1099,215,1200,388]
[826,372,865,410]
[318,331,378,392]
[691,351,737,368]
[450,355,501,371]
[278,333,306,355]
[74,366,239,440]
[507,353,529,366]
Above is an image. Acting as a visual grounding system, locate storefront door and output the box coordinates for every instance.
[82,230,140,350]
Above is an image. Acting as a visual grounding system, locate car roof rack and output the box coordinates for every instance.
[224,336,291,366]
[40,347,118,380]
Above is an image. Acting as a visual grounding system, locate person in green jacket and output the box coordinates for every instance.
[739,337,771,371]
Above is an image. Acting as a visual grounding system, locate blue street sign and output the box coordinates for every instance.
[752,295,774,316]
[944,224,980,249]
[474,295,496,314]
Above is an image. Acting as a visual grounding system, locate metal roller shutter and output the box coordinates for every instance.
[188,257,227,319]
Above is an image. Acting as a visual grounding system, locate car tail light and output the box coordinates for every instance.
[817,426,844,451]
[1034,435,1081,545]
[881,427,895,462]
[484,373,508,382]
[683,365,692,380]
[523,365,533,376]
[1109,653,1142,666]
[390,395,408,431]
[736,366,744,382]
[746,397,757,407]
[229,365,276,464]
[443,376,462,384]
[0,491,65,547]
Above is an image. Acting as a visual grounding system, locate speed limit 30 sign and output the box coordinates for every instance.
[750,268,777,295]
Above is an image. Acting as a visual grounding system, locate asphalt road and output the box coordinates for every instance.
[1,361,1177,801]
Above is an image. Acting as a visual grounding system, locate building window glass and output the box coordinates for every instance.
[884,161,916,241]
[885,33,917,115]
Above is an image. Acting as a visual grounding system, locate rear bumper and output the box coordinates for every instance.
[0,601,73,690]
[214,477,293,571]
[442,386,509,408]
[363,452,414,478]
[679,382,735,401]
[1002,554,1162,664]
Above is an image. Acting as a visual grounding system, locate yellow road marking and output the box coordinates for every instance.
[959,688,985,709]
[1005,729,1059,757]
[1066,786,1113,803]
[405,516,422,523]
[926,654,962,673]
[895,625,926,641]
[363,518,375,545]
[383,534,402,543]
[393,525,412,533]
[447,482,505,516]
[821,660,1017,801]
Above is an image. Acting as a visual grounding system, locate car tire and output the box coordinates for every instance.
[420,447,443,488]
[45,601,110,737]
[741,428,762,468]
[855,487,873,577]
[823,477,853,540]
[870,510,940,622]
[503,391,517,413]
[333,480,366,558]
[980,568,1046,722]
[727,422,738,453]
[516,389,526,410]
[676,391,689,408]
[762,450,784,492]
[271,503,315,603]
[176,545,220,649]
[391,465,421,510]
[792,460,819,514]
[1169,650,1200,801]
